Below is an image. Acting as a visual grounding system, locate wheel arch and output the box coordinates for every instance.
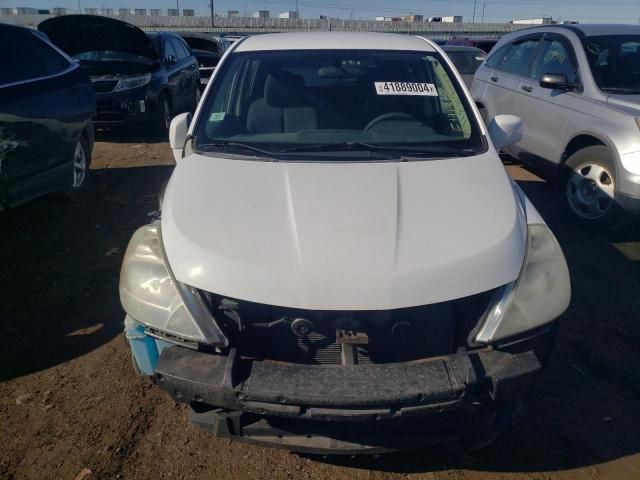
[559,132,620,178]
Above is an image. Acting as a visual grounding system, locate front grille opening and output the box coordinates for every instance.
[200,290,496,365]
[92,80,118,93]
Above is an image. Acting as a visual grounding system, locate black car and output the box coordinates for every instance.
[0,24,95,208]
[442,45,487,89]
[445,38,498,54]
[178,33,224,87]
[39,15,200,134]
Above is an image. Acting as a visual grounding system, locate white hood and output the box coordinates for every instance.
[161,152,527,310]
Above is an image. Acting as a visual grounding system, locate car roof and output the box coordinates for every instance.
[147,31,180,39]
[560,23,640,36]
[505,23,640,39]
[442,45,486,53]
[235,32,436,52]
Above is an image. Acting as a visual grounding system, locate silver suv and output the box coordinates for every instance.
[472,24,640,228]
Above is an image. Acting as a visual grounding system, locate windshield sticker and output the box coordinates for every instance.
[209,112,226,122]
[374,82,438,96]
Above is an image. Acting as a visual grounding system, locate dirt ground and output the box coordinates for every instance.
[1,134,640,480]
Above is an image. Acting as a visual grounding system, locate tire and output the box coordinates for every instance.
[192,87,201,113]
[560,145,621,228]
[153,94,172,137]
[65,135,90,196]
[478,106,489,126]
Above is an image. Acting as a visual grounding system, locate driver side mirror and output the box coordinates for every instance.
[169,112,191,163]
[489,115,523,150]
[164,54,177,66]
[539,73,578,91]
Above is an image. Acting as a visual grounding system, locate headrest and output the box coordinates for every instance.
[264,71,306,108]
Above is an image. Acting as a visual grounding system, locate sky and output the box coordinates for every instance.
[5,0,640,24]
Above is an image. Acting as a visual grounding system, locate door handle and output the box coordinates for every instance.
[521,85,534,92]
[490,76,499,83]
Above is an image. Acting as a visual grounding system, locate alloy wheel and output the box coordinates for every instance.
[72,141,87,188]
[565,162,615,220]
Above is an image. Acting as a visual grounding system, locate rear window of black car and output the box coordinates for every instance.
[0,29,70,85]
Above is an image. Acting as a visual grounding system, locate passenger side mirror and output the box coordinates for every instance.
[539,73,578,91]
[164,54,177,65]
[488,115,523,150]
[169,112,191,163]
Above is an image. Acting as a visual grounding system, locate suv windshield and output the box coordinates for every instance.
[193,49,484,158]
[73,50,153,65]
[582,35,640,93]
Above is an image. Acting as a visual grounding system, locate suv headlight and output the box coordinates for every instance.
[115,73,152,91]
[472,223,570,344]
[119,225,228,346]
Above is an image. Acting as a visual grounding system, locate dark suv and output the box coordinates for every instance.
[39,15,200,134]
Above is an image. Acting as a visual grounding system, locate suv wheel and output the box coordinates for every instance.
[562,146,621,228]
[193,88,201,112]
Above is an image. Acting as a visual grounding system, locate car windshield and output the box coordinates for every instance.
[183,37,219,53]
[446,50,487,74]
[582,35,640,93]
[73,50,153,65]
[193,49,484,158]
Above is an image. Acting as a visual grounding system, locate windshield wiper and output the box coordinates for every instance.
[601,87,640,94]
[280,142,401,154]
[388,145,477,158]
[198,141,281,160]
[280,142,474,158]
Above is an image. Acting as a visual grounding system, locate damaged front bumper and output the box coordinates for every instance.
[151,326,555,454]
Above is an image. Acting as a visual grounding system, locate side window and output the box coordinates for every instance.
[501,38,540,77]
[0,29,70,85]
[532,38,579,83]
[170,38,188,60]
[163,39,177,60]
[485,44,511,70]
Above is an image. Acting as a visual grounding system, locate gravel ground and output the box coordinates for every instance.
[1,135,639,480]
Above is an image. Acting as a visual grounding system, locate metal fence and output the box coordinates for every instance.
[1,13,526,38]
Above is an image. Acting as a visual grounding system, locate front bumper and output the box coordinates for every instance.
[153,326,555,454]
[94,88,159,127]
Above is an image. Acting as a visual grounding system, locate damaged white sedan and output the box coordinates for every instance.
[119,32,571,454]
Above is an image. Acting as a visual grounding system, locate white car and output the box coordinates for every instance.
[119,32,570,454]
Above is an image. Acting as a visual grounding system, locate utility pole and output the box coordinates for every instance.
[176,0,180,15]
[209,0,214,28]
[481,3,486,23]
[472,0,477,23]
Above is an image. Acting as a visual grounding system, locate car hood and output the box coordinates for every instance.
[161,152,527,310]
[38,15,157,61]
[606,94,640,116]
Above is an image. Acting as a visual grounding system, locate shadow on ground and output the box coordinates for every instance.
[0,166,173,381]
[95,128,168,144]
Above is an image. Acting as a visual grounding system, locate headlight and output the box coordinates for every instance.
[472,223,570,344]
[115,73,152,91]
[119,225,227,346]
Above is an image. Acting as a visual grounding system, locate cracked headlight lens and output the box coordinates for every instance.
[119,225,227,346]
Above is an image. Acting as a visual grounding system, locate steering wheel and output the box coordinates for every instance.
[364,112,418,132]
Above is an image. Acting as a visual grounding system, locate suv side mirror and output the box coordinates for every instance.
[169,112,191,162]
[540,73,578,91]
[489,115,523,150]
[164,54,177,65]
